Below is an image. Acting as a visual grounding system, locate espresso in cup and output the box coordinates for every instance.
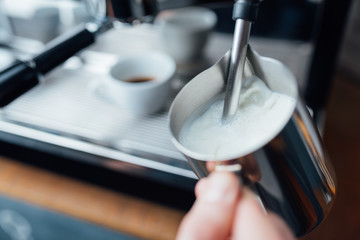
[106,51,176,115]
[123,76,155,83]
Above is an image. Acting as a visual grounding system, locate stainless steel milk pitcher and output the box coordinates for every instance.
[169,46,336,237]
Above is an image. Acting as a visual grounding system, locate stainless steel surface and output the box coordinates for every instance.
[169,46,336,236]
[222,19,251,121]
[0,52,196,184]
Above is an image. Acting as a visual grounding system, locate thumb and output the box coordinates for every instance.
[232,189,296,240]
[176,172,241,240]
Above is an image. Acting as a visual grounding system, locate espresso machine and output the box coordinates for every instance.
[0,0,352,237]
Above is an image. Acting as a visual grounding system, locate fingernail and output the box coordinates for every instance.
[202,172,239,203]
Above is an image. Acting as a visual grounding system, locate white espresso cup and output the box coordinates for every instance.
[156,7,217,63]
[106,51,176,115]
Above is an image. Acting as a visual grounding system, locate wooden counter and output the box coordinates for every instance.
[0,155,186,240]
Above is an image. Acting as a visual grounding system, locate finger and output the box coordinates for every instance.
[232,189,295,240]
[266,213,296,240]
[176,172,241,240]
[194,177,210,198]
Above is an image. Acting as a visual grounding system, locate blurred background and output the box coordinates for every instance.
[0,0,359,239]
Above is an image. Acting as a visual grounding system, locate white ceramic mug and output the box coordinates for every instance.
[156,7,217,63]
[106,51,176,115]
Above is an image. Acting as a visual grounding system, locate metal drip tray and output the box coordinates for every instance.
[0,54,198,189]
[0,25,312,189]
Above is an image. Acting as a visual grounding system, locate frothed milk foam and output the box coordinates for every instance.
[179,76,296,159]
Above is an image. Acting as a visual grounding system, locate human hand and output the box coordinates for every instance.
[176,172,295,240]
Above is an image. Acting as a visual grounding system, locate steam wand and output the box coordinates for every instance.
[0,18,114,108]
[0,0,159,108]
[222,0,262,121]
